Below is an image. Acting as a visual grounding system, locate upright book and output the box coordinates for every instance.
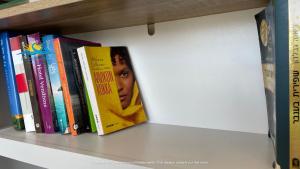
[27,33,58,133]
[287,0,300,168]
[71,49,97,133]
[53,37,100,136]
[0,32,24,130]
[19,35,43,133]
[257,1,300,168]
[9,35,36,132]
[42,35,69,134]
[77,46,148,135]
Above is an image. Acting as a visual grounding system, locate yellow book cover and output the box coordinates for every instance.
[77,46,147,135]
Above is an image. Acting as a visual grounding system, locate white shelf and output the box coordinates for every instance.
[0,123,274,169]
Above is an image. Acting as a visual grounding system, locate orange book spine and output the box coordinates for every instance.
[53,39,77,136]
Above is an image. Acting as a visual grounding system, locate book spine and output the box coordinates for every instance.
[289,0,300,168]
[45,53,59,132]
[42,35,69,134]
[20,36,43,133]
[54,38,78,136]
[275,0,289,168]
[77,47,103,135]
[72,49,93,132]
[9,36,35,132]
[0,32,24,130]
[27,33,55,133]
[84,82,97,132]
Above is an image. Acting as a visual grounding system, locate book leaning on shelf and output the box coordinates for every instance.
[255,0,276,152]
[77,46,148,135]
[256,0,300,168]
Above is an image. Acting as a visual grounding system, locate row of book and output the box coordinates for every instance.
[1,32,147,136]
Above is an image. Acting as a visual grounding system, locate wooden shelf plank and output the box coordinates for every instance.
[0,0,268,34]
[0,123,274,169]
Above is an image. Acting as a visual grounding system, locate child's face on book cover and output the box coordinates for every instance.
[113,55,134,109]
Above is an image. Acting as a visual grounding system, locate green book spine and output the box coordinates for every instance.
[84,81,97,132]
[0,0,28,10]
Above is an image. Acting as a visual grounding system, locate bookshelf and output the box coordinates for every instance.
[0,0,275,169]
[0,124,274,169]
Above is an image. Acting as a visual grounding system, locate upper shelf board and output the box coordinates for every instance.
[0,0,268,34]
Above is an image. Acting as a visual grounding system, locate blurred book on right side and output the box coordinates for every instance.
[256,0,300,169]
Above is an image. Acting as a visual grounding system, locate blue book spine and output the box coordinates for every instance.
[0,32,24,130]
[42,35,69,134]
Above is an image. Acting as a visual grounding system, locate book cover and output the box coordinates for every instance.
[0,32,24,130]
[54,37,100,136]
[27,33,57,133]
[77,46,148,135]
[42,35,69,134]
[9,35,35,132]
[20,35,43,133]
[255,1,276,148]
[72,49,97,133]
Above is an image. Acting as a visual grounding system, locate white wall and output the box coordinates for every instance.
[71,8,268,134]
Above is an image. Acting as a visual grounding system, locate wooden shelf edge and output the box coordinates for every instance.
[0,0,268,34]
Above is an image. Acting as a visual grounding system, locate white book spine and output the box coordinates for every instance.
[11,49,35,132]
[77,47,104,135]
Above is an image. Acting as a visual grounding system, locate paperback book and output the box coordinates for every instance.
[77,46,148,135]
[42,35,69,134]
[27,33,58,133]
[20,35,43,133]
[71,49,97,133]
[9,35,36,132]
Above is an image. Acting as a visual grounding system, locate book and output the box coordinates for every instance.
[72,49,97,133]
[20,35,43,133]
[9,35,35,132]
[0,0,27,10]
[42,35,69,134]
[77,46,148,135]
[255,0,276,149]
[287,0,300,168]
[0,32,24,130]
[27,33,58,133]
[53,37,100,136]
[257,1,300,168]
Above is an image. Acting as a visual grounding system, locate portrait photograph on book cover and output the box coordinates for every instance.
[110,47,147,125]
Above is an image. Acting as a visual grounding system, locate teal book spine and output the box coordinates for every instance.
[42,35,69,134]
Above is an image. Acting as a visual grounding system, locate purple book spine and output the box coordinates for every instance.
[28,33,55,133]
